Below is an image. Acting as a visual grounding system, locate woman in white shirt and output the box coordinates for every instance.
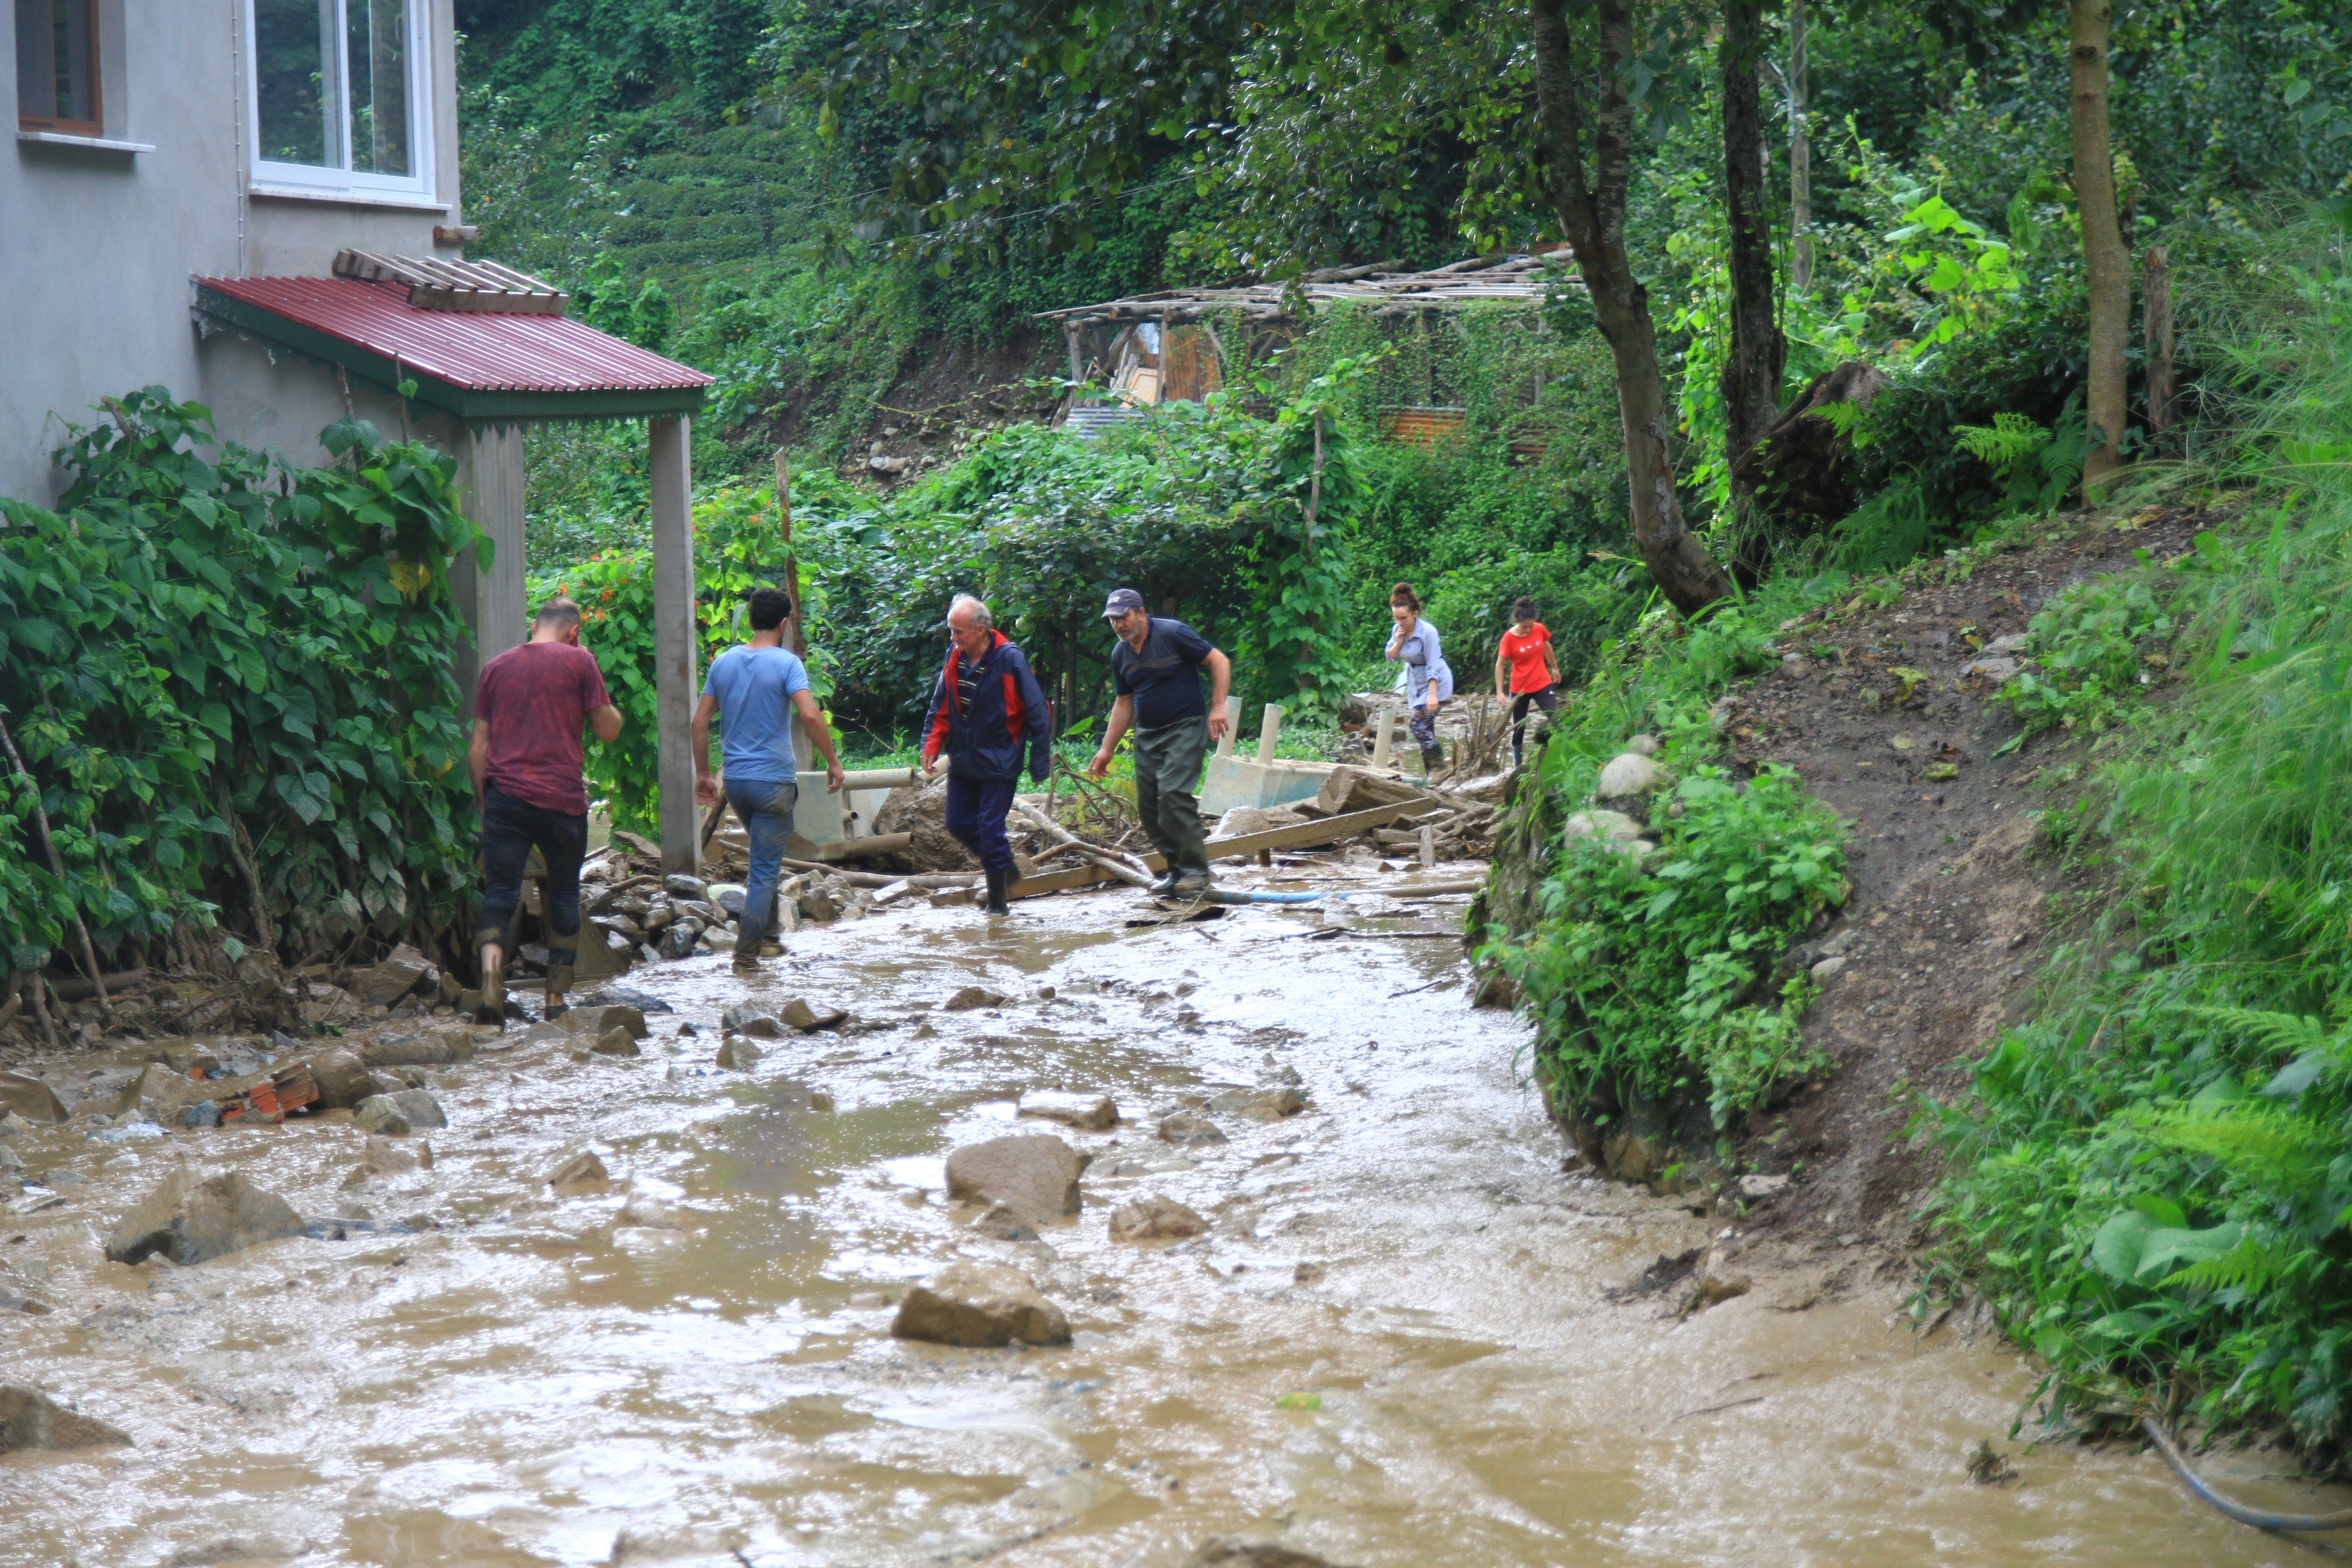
[1383,581,1455,776]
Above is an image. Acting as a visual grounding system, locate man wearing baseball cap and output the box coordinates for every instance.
[1087,588,1232,896]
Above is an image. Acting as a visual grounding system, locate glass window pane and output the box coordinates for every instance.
[16,0,98,126]
[254,0,340,167]
[345,0,409,175]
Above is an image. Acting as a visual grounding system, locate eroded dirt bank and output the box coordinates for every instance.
[0,861,2339,1566]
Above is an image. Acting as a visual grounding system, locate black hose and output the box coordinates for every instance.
[2142,1417,2352,1532]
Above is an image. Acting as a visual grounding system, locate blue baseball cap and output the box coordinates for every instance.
[1102,588,1145,618]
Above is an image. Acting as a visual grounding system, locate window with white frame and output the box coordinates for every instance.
[249,0,432,197]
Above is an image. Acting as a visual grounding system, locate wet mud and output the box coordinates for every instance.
[1,867,2342,1566]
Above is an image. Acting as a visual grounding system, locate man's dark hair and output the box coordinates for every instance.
[1512,596,1539,621]
[535,596,583,629]
[747,586,794,632]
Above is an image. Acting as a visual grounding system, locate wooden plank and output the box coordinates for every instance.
[1008,800,1435,899]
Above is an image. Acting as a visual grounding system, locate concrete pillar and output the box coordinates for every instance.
[451,424,527,703]
[649,415,698,873]
[1212,696,1241,758]
[1256,703,1282,765]
[1371,710,1396,769]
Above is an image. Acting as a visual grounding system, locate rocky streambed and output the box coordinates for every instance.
[0,870,2337,1566]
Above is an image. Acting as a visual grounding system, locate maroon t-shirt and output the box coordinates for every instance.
[473,641,612,815]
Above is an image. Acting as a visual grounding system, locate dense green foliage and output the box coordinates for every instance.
[1926,229,2352,1456]
[0,392,482,972]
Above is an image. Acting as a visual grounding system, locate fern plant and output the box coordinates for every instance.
[1951,394,2088,516]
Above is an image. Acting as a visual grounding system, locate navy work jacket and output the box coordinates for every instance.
[921,630,1053,782]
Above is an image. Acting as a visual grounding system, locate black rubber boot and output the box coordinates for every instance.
[983,866,1010,916]
[1421,743,1444,776]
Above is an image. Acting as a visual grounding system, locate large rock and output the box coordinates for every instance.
[0,1070,68,1124]
[1312,765,1428,818]
[353,1089,446,1136]
[1018,1092,1119,1132]
[104,1166,304,1265]
[873,776,980,872]
[308,1048,374,1109]
[780,998,848,1032]
[1594,752,1665,799]
[713,1037,761,1070]
[890,1260,1070,1348]
[565,1004,648,1041]
[545,1149,609,1191]
[944,1134,1083,1223]
[0,1386,130,1452]
[942,986,1007,1013]
[353,944,436,1007]
[1207,1086,1306,1121]
[111,1063,188,1122]
[1110,1194,1209,1241]
[1158,1112,1228,1147]
[723,1004,786,1039]
[361,1035,472,1068]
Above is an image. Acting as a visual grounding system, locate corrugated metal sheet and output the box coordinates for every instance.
[1380,407,1470,449]
[195,276,711,395]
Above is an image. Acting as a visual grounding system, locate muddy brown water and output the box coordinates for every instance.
[1,877,2341,1566]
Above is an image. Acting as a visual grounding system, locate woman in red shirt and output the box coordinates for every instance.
[1494,597,1564,769]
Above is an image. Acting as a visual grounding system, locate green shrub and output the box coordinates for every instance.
[1994,572,2176,737]
[0,390,482,968]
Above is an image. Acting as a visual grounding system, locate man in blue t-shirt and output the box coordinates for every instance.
[692,587,845,972]
[1087,587,1232,896]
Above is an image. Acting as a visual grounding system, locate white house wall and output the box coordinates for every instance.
[1,0,463,505]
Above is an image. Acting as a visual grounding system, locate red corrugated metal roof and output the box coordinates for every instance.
[194,276,711,395]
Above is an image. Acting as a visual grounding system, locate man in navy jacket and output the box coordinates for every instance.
[921,594,1052,915]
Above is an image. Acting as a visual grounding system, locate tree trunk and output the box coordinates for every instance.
[2069,0,2130,497]
[1720,0,1787,501]
[2143,245,2175,442]
[1529,0,1734,615]
[1788,0,1812,293]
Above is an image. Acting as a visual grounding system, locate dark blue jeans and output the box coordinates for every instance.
[726,777,798,946]
[477,784,587,965]
[944,774,1018,876]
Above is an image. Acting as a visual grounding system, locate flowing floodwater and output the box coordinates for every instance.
[1,882,2342,1567]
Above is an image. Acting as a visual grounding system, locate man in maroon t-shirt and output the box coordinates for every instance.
[468,597,623,1024]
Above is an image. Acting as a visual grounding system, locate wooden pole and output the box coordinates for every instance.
[2144,246,2175,441]
[0,709,112,1020]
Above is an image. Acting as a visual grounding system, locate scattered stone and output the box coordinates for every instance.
[163,1538,299,1567]
[847,1290,890,1310]
[969,1202,1038,1241]
[780,998,849,1032]
[1595,752,1664,799]
[1110,1194,1209,1242]
[545,1150,610,1191]
[796,884,840,923]
[663,873,709,900]
[0,1385,130,1452]
[722,1004,785,1039]
[111,1062,187,1122]
[1158,1111,1228,1147]
[353,1090,446,1137]
[808,1089,837,1113]
[1018,1092,1119,1132]
[353,944,436,1007]
[356,1135,420,1177]
[1260,1062,1303,1087]
[1809,956,1848,981]
[890,1260,1071,1348]
[1206,1086,1306,1121]
[308,1048,373,1109]
[714,1038,761,1070]
[1291,1261,1327,1287]
[708,883,748,916]
[1562,808,1645,847]
[657,923,701,960]
[1737,1173,1789,1200]
[0,1283,49,1315]
[0,1071,68,1124]
[1695,1249,1751,1306]
[591,1027,642,1058]
[565,1004,648,1041]
[1963,656,2021,682]
[357,1068,411,1101]
[361,1036,472,1068]
[1625,733,1660,756]
[616,1191,684,1230]
[104,1166,304,1265]
[942,986,1007,1012]
[929,887,979,909]
[1186,1539,1351,1568]
[515,1020,571,1048]
[944,1134,1083,1223]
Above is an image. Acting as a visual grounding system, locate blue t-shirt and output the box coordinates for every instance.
[702,645,811,784]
